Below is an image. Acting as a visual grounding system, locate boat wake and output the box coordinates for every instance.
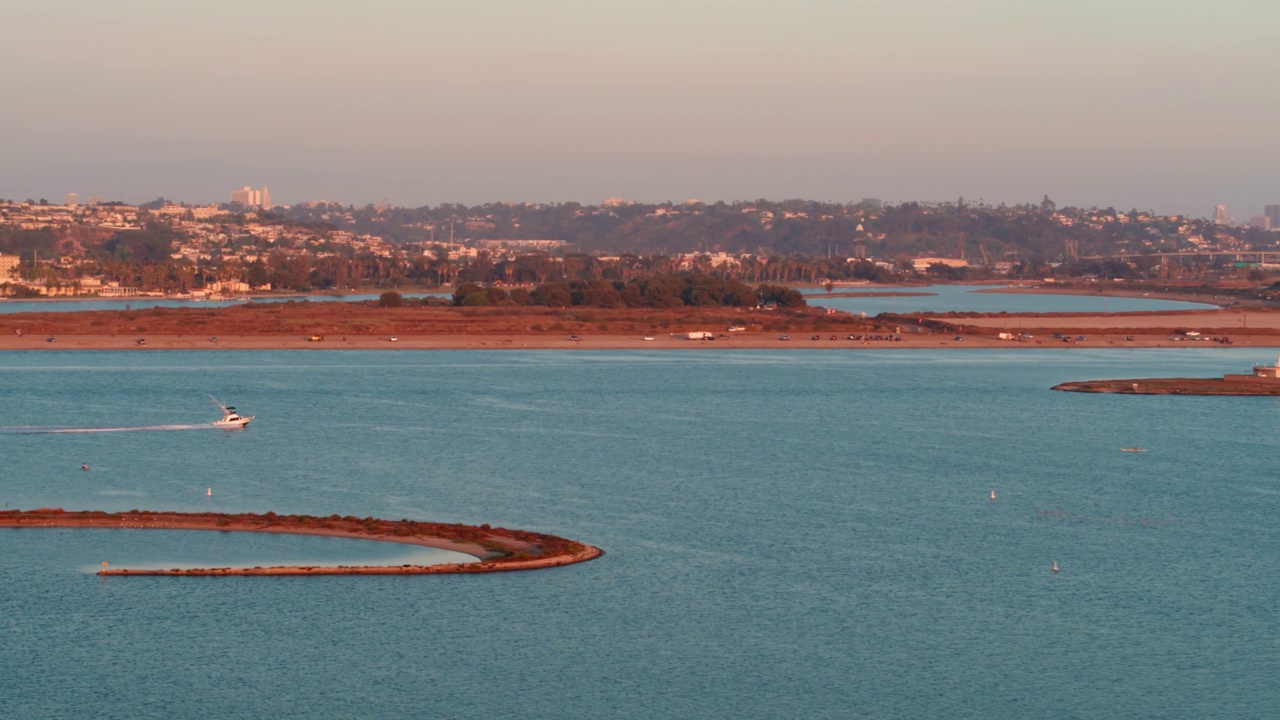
[2,398,254,435]
[0,423,219,435]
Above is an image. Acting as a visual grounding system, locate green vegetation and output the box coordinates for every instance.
[446,276,804,309]
[4,196,1276,297]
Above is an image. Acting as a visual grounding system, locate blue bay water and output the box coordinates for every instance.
[1,349,1277,718]
[808,284,1216,315]
[1,285,1211,315]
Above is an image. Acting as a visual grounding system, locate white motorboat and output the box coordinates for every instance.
[210,395,254,428]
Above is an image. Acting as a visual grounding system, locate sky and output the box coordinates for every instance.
[1,0,1277,217]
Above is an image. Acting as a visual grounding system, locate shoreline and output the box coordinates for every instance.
[0,509,603,576]
[1052,377,1280,395]
[2,284,1280,350]
[2,324,1279,350]
[966,284,1238,309]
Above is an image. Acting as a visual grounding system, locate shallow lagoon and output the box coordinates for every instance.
[2,349,1276,718]
[808,284,1216,314]
[1,284,1214,315]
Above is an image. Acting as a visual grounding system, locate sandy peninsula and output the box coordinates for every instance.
[0,509,602,576]
[1053,378,1280,395]
[2,289,1280,350]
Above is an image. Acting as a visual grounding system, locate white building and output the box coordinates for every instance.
[230,186,272,209]
[911,257,969,272]
[0,253,20,281]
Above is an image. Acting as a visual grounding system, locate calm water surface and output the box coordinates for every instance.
[1,349,1276,718]
[2,285,1211,315]
[809,284,1216,314]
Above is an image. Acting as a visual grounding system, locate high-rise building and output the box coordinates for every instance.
[65,193,79,207]
[1249,215,1272,231]
[230,186,272,208]
[231,186,256,206]
[1265,205,1280,228]
[1212,204,1229,225]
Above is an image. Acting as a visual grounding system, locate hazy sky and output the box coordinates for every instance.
[2,0,1276,216]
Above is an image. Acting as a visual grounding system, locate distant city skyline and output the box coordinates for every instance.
[15,169,1280,226]
[2,1,1276,218]
[20,173,1280,228]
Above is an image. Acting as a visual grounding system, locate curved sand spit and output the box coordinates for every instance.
[1053,378,1280,396]
[0,509,602,576]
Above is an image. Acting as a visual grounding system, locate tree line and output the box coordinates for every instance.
[282,197,1275,261]
[377,276,807,309]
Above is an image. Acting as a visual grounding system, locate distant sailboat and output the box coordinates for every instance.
[206,487,212,497]
[989,489,996,501]
[1052,560,1059,573]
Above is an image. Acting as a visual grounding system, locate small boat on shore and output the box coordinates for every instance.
[1120,447,1146,453]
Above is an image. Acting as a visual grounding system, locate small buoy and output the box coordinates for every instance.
[206,487,212,497]
[989,489,996,501]
[1052,560,1059,573]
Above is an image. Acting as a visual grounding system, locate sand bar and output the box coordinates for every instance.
[2,288,1279,350]
[0,324,1277,350]
[0,509,602,576]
